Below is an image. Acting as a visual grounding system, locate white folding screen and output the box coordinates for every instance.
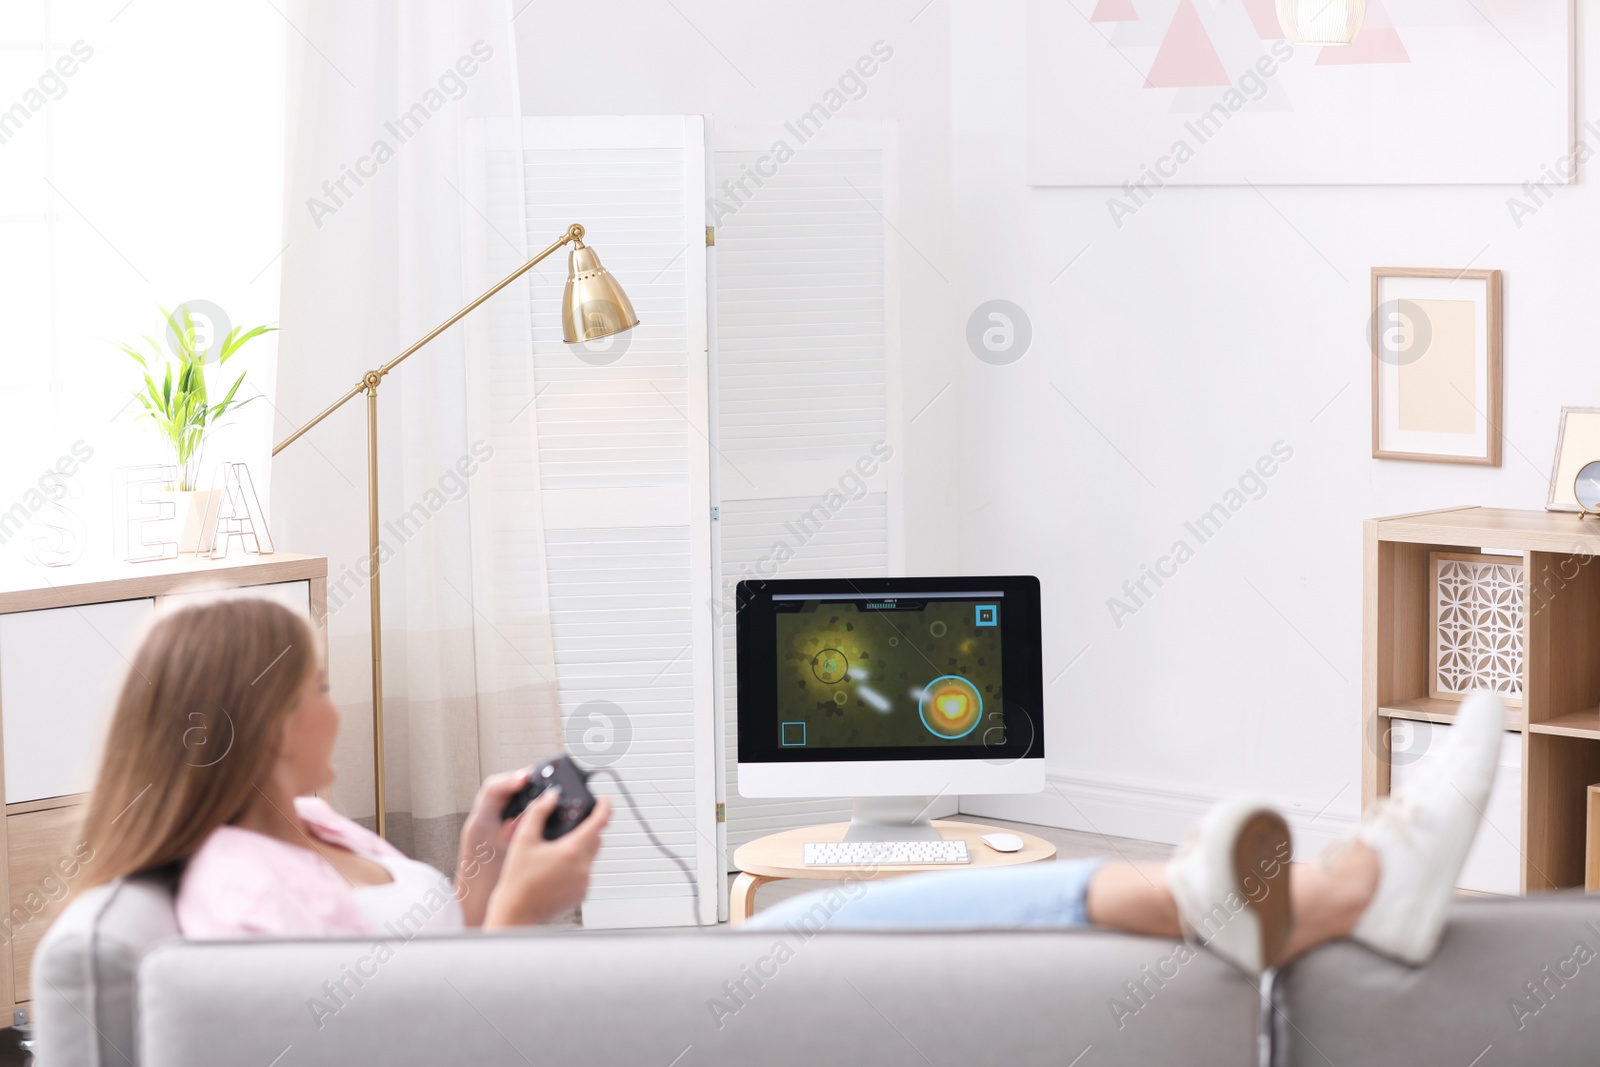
[472,116,718,928]
[463,114,904,924]
[709,120,905,855]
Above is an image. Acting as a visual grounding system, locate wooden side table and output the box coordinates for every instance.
[729,819,1058,927]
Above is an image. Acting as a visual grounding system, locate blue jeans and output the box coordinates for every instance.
[744,859,1105,932]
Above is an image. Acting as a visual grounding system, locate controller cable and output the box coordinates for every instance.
[583,765,700,898]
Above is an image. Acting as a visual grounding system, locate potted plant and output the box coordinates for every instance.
[120,306,274,553]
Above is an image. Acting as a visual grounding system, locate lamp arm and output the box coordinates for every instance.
[270,223,585,457]
[271,378,368,457]
[265,220,586,839]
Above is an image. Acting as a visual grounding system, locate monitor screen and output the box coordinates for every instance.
[736,575,1042,772]
[773,591,1004,750]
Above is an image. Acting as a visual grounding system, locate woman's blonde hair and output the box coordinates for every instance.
[77,597,321,890]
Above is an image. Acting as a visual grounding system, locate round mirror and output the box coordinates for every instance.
[1575,460,1600,516]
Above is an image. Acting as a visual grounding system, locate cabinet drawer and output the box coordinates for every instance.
[159,579,311,618]
[1391,722,1523,894]
[0,598,154,804]
[7,803,87,1004]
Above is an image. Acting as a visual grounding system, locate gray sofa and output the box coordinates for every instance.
[1271,894,1600,1066]
[31,876,1600,1066]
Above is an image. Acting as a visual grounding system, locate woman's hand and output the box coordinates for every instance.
[455,767,532,926]
[482,787,612,928]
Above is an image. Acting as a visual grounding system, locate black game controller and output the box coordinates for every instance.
[500,755,597,839]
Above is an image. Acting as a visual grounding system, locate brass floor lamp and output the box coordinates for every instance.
[273,223,639,837]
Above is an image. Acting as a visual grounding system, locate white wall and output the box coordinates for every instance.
[951,0,1599,850]
[508,0,1599,851]
[513,0,961,573]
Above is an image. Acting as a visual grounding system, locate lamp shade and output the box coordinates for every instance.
[561,243,640,344]
[1275,0,1366,44]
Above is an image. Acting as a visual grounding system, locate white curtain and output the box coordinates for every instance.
[272,0,561,869]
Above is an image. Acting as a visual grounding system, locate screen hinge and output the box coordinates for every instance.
[705,225,715,247]
[715,802,726,823]
[711,505,720,521]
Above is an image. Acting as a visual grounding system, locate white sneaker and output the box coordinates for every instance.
[1349,690,1505,965]
[1167,799,1293,975]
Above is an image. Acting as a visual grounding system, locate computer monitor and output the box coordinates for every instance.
[736,576,1045,840]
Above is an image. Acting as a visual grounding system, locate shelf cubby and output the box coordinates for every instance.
[1525,733,1600,892]
[1525,549,1600,732]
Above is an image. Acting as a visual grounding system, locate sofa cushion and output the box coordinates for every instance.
[1275,893,1600,1066]
[33,875,180,1067]
[140,927,1262,1066]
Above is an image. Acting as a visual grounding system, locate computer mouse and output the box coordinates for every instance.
[980,832,1024,853]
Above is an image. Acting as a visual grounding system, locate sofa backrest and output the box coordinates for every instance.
[53,883,1600,1066]
[1274,892,1600,1067]
[32,874,180,1067]
[138,927,1261,1067]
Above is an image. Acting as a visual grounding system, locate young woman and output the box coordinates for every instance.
[77,596,1501,975]
[76,596,611,935]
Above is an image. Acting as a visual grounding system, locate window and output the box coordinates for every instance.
[0,2,283,566]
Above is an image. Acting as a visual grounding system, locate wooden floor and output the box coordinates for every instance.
[728,814,1171,919]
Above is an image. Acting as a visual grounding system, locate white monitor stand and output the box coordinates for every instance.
[843,796,944,841]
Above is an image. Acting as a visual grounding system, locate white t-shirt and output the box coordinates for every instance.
[353,852,465,935]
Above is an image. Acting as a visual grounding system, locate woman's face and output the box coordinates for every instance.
[274,668,339,795]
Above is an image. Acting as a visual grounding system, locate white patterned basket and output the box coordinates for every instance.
[1430,551,1524,705]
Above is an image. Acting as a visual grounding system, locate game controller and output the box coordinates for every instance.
[500,755,597,839]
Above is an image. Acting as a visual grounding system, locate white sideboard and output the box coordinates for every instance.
[0,553,327,1018]
[0,598,156,805]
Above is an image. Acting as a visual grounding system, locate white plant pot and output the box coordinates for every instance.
[152,489,221,555]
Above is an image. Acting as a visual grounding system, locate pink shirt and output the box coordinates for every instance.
[177,797,438,937]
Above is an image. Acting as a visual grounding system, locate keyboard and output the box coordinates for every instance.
[802,840,971,867]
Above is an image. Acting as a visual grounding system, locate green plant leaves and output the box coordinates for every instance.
[220,323,274,364]
[119,305,276,492]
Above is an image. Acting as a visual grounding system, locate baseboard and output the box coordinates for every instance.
[582,896,702,929]
[957,770,1359,860]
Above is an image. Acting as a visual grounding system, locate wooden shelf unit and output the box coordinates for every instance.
[1365,507,1600,894]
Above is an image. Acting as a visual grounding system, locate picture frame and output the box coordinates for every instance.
[1371,268,1503,466]
[1545,407,1600,512]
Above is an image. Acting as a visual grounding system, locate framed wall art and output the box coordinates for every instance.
[1371,267,1503,466]
[1026,1,1573,186]
[1545,407,1600,512]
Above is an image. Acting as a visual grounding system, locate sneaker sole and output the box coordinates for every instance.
[1232,810,1293,969]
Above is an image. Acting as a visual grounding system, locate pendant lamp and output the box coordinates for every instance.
[1275,0,1367,45]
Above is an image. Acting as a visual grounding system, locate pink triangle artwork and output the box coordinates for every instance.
[1145,0,1231,88]
[1090,0,1139,21]
[1241,0,1285,39]
[1316,0,1410,65]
